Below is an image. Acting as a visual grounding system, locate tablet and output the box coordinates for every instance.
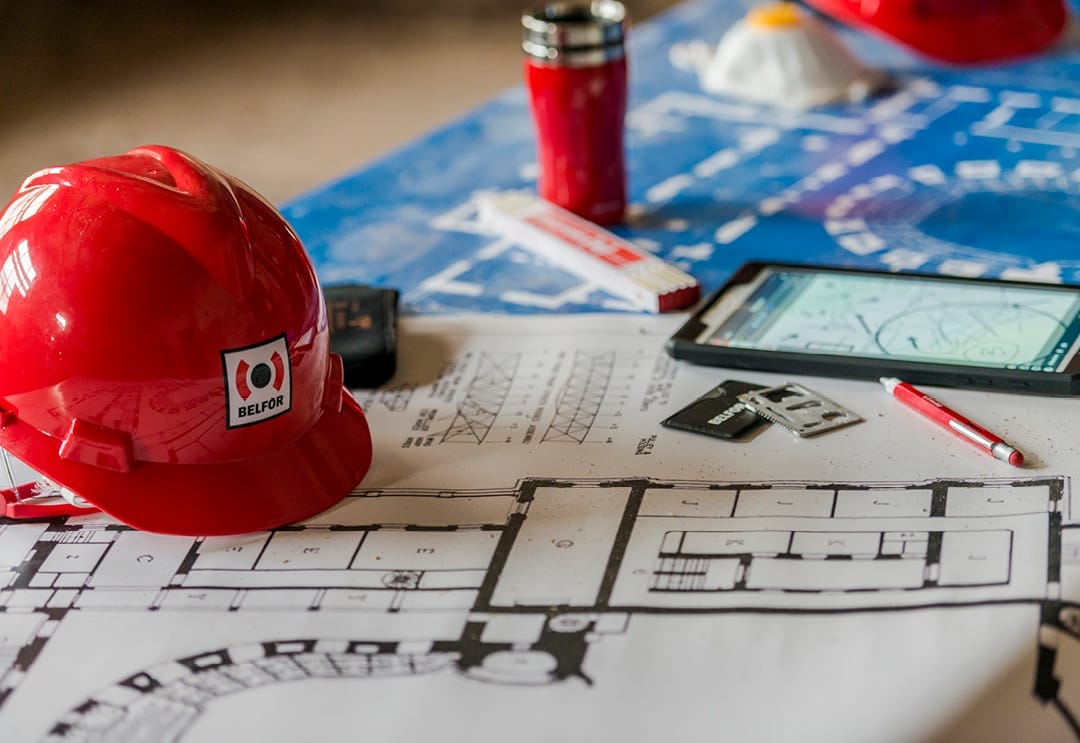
[666,262,1080,395]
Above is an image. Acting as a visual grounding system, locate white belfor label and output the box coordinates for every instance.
[222,335,292,428]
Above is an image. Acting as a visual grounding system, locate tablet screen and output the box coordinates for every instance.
[699,267,1080,372]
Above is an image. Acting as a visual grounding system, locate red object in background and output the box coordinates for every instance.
[522,1,629,226]
[804,0,1068,64]
[0,145,372,535]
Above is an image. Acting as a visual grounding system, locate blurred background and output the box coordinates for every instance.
[0,0,677,204]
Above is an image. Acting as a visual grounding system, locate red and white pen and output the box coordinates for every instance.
[880,377,1025,467]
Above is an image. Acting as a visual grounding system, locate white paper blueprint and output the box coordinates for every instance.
[2,314,1080,742]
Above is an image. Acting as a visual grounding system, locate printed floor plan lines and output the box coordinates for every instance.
[651,527,1014,593]
[1,476,1077,740]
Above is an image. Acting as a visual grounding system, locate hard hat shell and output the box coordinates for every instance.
[803,0,1066,64]
[0,146,372,535]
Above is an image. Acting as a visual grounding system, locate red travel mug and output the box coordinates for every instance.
[522,1,628,226]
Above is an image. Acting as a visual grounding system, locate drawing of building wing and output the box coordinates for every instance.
[1,477,1076,740]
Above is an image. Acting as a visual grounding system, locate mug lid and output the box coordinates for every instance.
[522,1,626,60]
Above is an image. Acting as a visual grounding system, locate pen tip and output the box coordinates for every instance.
[1008,450,1024,467]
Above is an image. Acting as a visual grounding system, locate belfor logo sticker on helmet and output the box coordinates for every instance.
[223,334,293,427]
[0,145,373,537]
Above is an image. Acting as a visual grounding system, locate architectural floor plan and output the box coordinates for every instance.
[0,476,1076,741]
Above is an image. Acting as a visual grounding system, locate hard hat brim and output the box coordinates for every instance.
[0,394,372,536]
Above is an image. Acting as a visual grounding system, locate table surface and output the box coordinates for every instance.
[284,0,1080,315]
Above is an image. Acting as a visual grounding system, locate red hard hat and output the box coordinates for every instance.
[803,0,1067,64]
[0,146,372,535]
